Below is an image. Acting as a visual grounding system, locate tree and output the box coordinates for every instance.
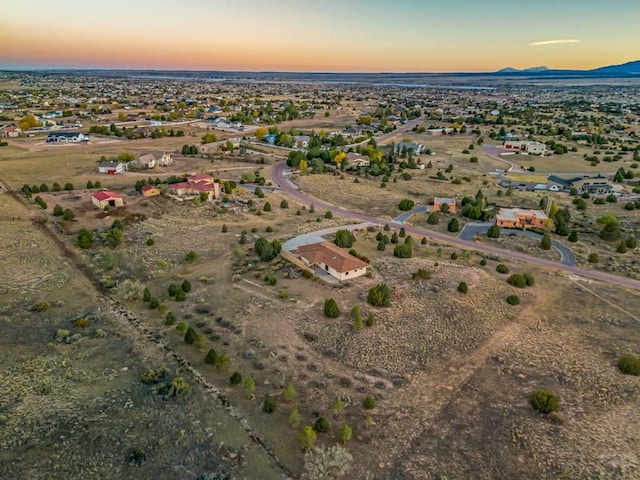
[334,229,356,248]
[205,348,218,365]
[63,208,75,221]
[201,132,217,144]
[568,231,578,242]
[221,223,228,233]
[254,186,265,198]
[325,211,333,219]
[626,236,637,249]
[283,384,298,403]
[175,289,186,301]
[263,395,277,413]
[230,372,243,385]
[64,183,74,191]
[507,273,527,288]
[263,201,272,212]
[367,283,391,307]
[506,295,520,305]
[351,305,364,331]
[447,218,459,233]
[53,205,64,216]
[398,198,415,211]
[530,389,559,414]
[86,180,94,189]
[185,251,198,263]
[427,212,439,225]
[143,287,151,302]
[184,327,197,345]
[588,253,599,263]
[597,213,621,241]
[390,232,399,244]
[280,199,289,209]
[487,224,500,239]
[76,228,94,249]
[540,233,551,250]
[377,240,386,251]
[458,282,468,294]
[324,298,341,318]
[181,279,191,292]
[299,426,317,451]
[399,227,406,237]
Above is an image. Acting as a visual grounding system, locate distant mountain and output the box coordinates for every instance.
[494,60,640,75]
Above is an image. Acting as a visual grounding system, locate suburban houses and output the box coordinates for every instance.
[495,208,550,230]
[288,241,369,281]
[130,151,174,170]
[502,140,547,155]
[433,197,457,213]
[167,173,221,201]
[141,184,161,197]
[91,191,124,210]
[46,131,89,143]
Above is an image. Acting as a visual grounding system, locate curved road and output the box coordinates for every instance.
[273,161,640,291]
[459,222,576,267]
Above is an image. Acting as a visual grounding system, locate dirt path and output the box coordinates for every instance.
[569,278,640,322]
[371,289,548,470]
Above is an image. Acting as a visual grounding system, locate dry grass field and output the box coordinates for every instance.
[2,129,640,479]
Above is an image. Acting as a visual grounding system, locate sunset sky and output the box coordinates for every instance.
[1,0,638,72]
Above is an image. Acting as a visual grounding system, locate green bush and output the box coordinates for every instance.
[365,312,376,327]
[181,279,191,292]
[398,198,415,211]
[524,273,535,286]
[427,212,439,225]
[363,395,376,410]
[165,312,176,326]
[411,268,431,281]
[540,233,552,250]
[496,264,509,274]
[324,298,341,318]
[230,372,243,385]
[588,253,599,263]
[263,395,277,413]
[205,348,218,365]
[487,224,500,239]
[447,218,459,233]
[334,229,356,248]
[313,417,329,433]
[185,251,199,263]
[367,283,391,307]
[457,282,468,294]
[393,243,412,258]
[507,273,527,288]
[530,389,559,414]
[506,295,520,305]
[263,202,272,212]
[618,355,640,376]
[479,258,487,266]
[146,237,155,246]
[184,327,197,344]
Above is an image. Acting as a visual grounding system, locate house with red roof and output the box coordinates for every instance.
[290,241,369,281]
[91,191,124,210]
[167,173,221,200]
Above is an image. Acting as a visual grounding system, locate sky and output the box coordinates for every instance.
[1,0,638,72]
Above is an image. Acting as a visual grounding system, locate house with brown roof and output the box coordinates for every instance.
[290,241,369,281]
[131,151,173,170]
[495,208,549,229]
[0,124,21,138]
[167,173,221,201]
[345,152,370,169]
[91,191,124,210]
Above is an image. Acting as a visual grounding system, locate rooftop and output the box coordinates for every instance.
[291,241,368,274]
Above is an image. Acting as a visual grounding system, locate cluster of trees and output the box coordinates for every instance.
[181,144,199,155]
[22,182,75,197]
[461,190,491,221]
[334,229,356,248]
[255,237,281,262]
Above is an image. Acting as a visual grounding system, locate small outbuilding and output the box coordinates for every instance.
[91,191,124,210]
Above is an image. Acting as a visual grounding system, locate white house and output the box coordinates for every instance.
[46,131,89,143]
[98,161,126,174]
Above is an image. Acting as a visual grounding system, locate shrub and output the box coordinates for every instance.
[313,417,329,433]
[458,282,468,294]
[289,408,302,429]
[617,355,640,376]
[366,312,376,327]
[588,253,599,263]
[230,372,243,385]
[143,287,151,302]
[76,228,94,249]
[447,218,459,233]
[52,183,61,192]
[506,295,520,305]
[450,252,458,260]
[243,377,256,398]
[507,273,527,288]
[427,212,439,225]
[324,298,341,318]
[175,289,186,301]
[412,268,431,281]
[524,273,535,286]
[148,298,159,309]
[64,183,74,191]
[299,426,317,451]
[283,384,298,403]
[263,202,272,212]
[215,354,230,370]
[53,205,64,216]
[377,240,386,251]
[626,236,637,249]
[530,389,559,414]
[324,211,333,219]
[363,395,376,410]
[185,251,198,263]
[398,198,415,211]
[181,279,191,292]
[421,236,427,245]
[367,283,391,307]
[204,348,218,365]
[165,312,176,326]
[146,237,154,246]
[263,395,277,413]
[479,258,487,266]
[221,223,228,233]
[176,322,187,335]
[184,326,197,344]
[496,264,509,274]
[62,208,75,221]
[568,231,578,242]
[393,243,412,258]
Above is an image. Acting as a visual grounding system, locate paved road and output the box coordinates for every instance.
[344,116,426,148]
[459,222,577,267]
[273,161,640,291]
